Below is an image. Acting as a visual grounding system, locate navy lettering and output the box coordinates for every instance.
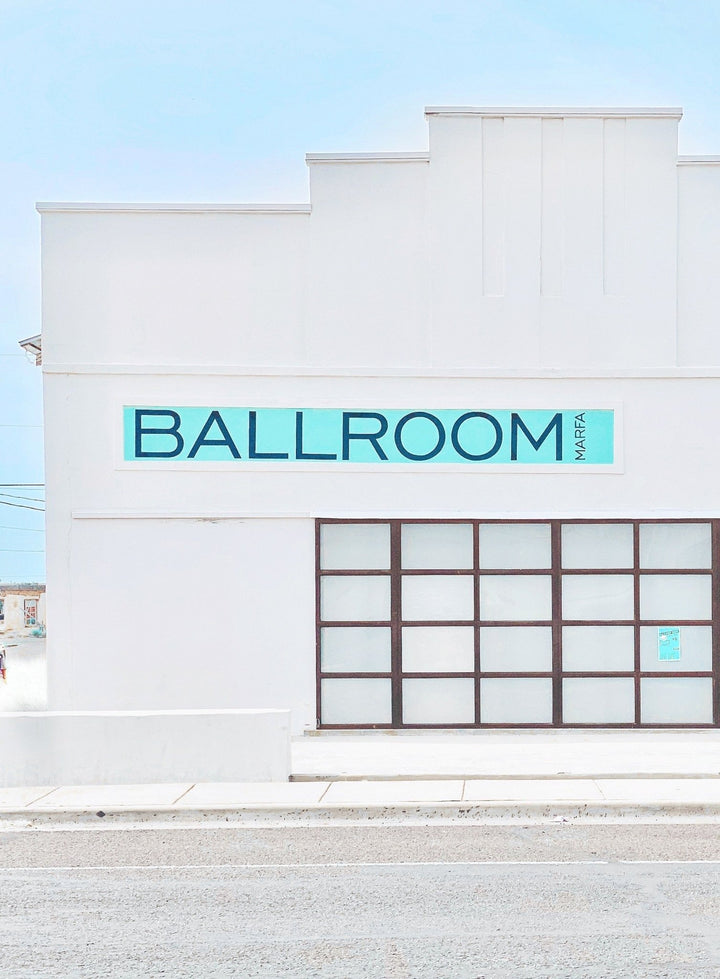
[394,412,445,461]
[248,410,288,459]
[450,412,503,461]
[187,410,241,459]
[295,412,337,460]
[134,409,184,459]
[342,412,389,461]
[510,412,563,461]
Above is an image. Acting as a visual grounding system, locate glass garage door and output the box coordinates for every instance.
[316,519,718,728]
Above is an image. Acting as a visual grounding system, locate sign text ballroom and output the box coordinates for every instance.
[124,407,615,465]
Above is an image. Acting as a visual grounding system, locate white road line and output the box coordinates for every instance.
[2,859,720,871]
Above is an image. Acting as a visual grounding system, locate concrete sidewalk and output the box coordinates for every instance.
[292,730,720,779]
[2,730,720,822]
[3,776,720,811]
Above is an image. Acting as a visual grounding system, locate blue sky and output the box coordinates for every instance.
[2,0,720,581]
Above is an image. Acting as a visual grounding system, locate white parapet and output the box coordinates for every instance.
[0,709,291,787]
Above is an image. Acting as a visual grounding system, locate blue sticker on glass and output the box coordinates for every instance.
[658,627,681,661]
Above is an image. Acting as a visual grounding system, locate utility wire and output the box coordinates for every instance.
[0,526,44,533]
[0,549,44,553]
[0,492,45,503]
[0,501,44,512]
[0,484,45,488]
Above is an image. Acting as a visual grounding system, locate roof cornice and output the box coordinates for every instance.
[425,106,683,119]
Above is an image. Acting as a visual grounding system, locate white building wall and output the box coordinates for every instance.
[306,157,429,368]
[40,208,310,369]
[677,160,720,365]
[39,106,720,730]
[425,110,680,369]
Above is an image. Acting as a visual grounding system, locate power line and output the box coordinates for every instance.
[0,491,45,502]
[0,484,45,487]
[0,526,44,533]
[0,501,44,512]
[0,492,45,503]
[0,549,44,553]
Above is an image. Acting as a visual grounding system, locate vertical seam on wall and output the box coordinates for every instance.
[674,162,681,365]
[601,117,607,295]
[539,118,544,296]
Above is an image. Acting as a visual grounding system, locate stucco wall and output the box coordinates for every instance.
[39,106,720,729]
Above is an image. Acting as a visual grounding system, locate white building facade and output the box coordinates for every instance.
[39,106,720,733]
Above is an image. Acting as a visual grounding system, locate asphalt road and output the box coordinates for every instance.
[1,822,720,978]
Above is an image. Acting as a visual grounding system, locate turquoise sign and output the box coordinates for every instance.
[123,407,615,465]
[658,627,681,661]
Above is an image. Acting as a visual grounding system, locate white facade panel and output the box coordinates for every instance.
[677,162,720,365]
[38,105,720,732]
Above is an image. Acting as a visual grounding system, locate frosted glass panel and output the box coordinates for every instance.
[321,576,391,622]
[480,627,552,671]
[562,575,634,621]
[640,626,712,672]
[402,678,475,724]
[641,677,713,724]
[563,678,635,724]
[321,627,392,673]
[321,678,392,724]
[640,575,711,621]
[402,575,474,621]
[562,523,633,569]
[321,523,390,570]
[479,576,552,621]
[402,627,474,672]
[480,678,553,723]
[402,523,473,570]
[478,523,551,569]
[640,523,711,570]
[562,626,635,672]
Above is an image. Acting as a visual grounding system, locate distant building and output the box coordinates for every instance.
[18,334,42,366]
[0,585,46,634]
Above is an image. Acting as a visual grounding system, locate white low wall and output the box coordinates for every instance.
[0,709,291,787]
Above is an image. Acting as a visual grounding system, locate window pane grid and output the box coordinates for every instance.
[316,519,720,728]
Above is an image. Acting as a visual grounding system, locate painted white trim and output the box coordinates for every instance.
[42,363,720,379]
[425,106,683,118]
[72,509,720,521]
[72,511,312,519]
[678,156,720,165]
[305,152,429,164]
[36,202,311,214]
[113,462,624,475]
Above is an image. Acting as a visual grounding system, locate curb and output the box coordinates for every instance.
[4,800,720,828]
